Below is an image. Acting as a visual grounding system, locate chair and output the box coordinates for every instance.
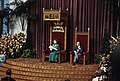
[70,28,90,65]
[42,22,67,63]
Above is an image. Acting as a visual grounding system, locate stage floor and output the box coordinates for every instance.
[11,58,97,67]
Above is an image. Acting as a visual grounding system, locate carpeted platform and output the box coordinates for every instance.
[0,58,98,81]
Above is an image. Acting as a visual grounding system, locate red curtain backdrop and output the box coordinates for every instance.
[29,0,114,62]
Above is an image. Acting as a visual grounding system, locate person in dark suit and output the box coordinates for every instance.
[110,45,120,81]
[73,41,84,65]
[64,79,70,81]
[1,69,16,81]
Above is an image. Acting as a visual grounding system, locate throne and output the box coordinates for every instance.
[42,22,67,63]
[42,9,68,63]
[70,28,90,65]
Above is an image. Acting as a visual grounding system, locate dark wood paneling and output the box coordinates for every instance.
[29,0,115,62]
[0,11,2,36]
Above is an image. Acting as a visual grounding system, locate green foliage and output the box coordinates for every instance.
[100,25,110,55]
[94,52,107,64]
[23,29,33,50]
[94,53,103,64]
[21,49,36,58]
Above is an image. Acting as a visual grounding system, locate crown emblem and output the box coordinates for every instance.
[53,22,64,32]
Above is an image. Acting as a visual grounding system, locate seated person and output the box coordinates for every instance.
[99,56,111,78]
[8,48,15,59]
[0,50,6,66]
[1,69,16,81]
[106,54,111,62]
[92,71,101,81]
[49,40,60,63]
[73,41,84,65]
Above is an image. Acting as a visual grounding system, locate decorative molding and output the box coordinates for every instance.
[52,22,64,32]
[43,8,68,21]
[43,8,61,21]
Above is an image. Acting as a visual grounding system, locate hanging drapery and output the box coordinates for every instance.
[2,0,10,35]
[29,0,114,62]
[9,0,28,37]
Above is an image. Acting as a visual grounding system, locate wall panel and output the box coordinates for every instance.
[30,0,114,62]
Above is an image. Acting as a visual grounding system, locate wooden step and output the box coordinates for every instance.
[0,58,99,81]
[0,66,94,79]
[2,63,96,74]
[0,71,91,81]
[6,60,98,71]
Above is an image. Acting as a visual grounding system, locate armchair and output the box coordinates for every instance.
[70,28,90,65]
[42,22,67,63]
